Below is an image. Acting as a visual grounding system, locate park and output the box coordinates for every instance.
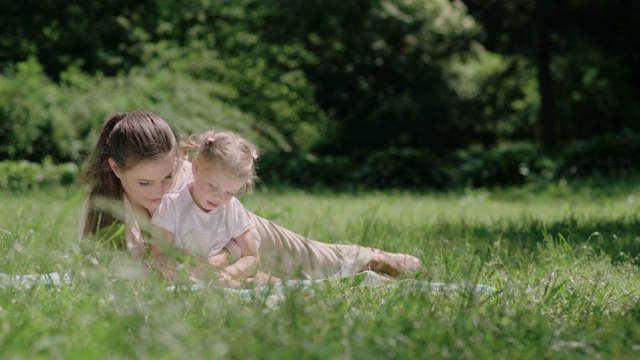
[1,1,640,358]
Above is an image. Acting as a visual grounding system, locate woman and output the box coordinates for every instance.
[80,111,422,283]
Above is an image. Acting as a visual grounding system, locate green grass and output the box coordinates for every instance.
[2,179,640,359]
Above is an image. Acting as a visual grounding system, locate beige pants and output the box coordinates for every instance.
[226,212,372,280]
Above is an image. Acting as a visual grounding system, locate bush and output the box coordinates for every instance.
[0,58,72,162]
[556,132,640,178]
[258,153,354,189]
[352,148,450,190]
[8,136,640,192]
[0,160,78,191]
[0,57,284,163]
[453,143,555,188]
[259,148,451,190]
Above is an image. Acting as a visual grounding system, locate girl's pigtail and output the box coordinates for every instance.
[178,134,201,161]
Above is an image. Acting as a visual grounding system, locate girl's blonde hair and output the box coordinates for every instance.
[179,130,259,191]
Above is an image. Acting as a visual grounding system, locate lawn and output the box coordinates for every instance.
[1,179,640,359]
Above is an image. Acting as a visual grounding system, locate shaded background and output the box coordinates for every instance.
[1,0,639,190]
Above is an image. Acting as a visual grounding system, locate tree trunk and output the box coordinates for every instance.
[536,0,556,149]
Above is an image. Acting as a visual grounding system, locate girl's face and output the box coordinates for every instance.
[109,152,179,212]
[190,158,246,212]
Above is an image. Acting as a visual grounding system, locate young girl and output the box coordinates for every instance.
[80,111,422,285]
[150,131,268,286]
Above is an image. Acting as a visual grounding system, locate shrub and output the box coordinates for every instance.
[0,160,78,191]
[259,148,451,190]
[352,148,451,190]
[258,153,354,189]
[0,57,283,163]
[0,58,72,162]
[454,143,555,188]
[556,132,640,178]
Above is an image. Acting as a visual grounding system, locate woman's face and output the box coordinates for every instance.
[110,153,179,212]
[190,158,245,212]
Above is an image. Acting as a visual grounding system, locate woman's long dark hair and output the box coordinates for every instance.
[81,111,176,242]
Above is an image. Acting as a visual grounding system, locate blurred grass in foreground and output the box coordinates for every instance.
[1,179,640,359]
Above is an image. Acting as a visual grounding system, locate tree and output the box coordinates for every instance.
[463,0,640,147]
[255,0,483,156]
[0,0,157,78]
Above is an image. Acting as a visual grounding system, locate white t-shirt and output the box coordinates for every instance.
[151,182,253,256]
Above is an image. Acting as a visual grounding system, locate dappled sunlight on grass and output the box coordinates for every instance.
[2,183,640,358]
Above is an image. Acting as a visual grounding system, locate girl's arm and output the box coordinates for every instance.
[149,227,181,280]
[218,229,260,279]
[150,227,211,282]
[151,226,239,285]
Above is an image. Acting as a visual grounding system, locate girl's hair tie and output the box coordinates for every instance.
[204,137,215,146]
[250,149,258,160]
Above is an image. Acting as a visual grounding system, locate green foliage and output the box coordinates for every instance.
[260,143,555,190]
[96,0,332,153]
[0,160,78,191]
[260,148,449,190]
[2,0,639,188]
[259,153,355,189]
[354,148,450,189]
[258,137,640,190]
[454,143,555,188]
[5,132,639,192]
[0,0,640,161]
[0,0,155,77]
[463,0,640,144]
[0,57,285,162]
[556,132,640,178]
[0,58,72,162]
[137,39,324,153]
[2,0,486,158]
[257,0,484,155]
[448,53,540,147]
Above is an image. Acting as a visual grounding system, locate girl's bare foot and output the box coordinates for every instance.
[367,247,422,277]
